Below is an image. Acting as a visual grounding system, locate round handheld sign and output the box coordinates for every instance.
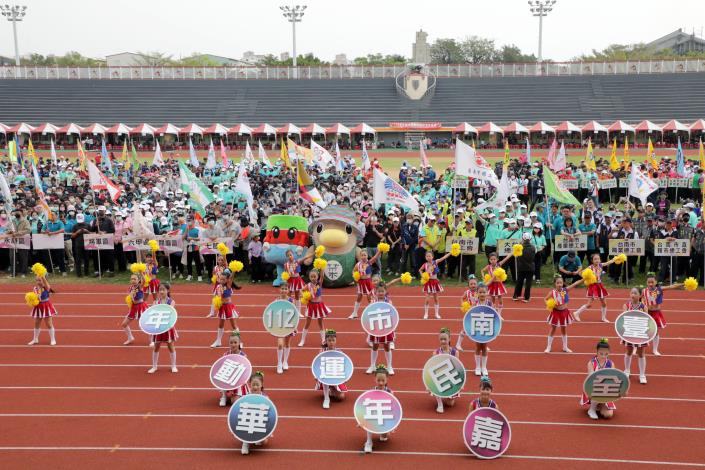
[463,407,512,459]
[354,389,402,435]
[422,353,466,398]
[463,305,502,344]
[361,302,399,337]
[262,300,299,337]
[583,368,630,404]
[311,350,354,386]
[139,304,178,336]
[228,394,278,444]
[615,310,658,346]
[209,354,252,391]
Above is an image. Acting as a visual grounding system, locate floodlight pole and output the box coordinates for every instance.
[1,4,27,66]
[528,0,555,63]
[280,5,306,78]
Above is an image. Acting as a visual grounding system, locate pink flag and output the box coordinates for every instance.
[419,142,429,167]
[545,138,557,165]
[220,141,229,169]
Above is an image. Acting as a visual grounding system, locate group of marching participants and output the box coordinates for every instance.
[23,243,695,450]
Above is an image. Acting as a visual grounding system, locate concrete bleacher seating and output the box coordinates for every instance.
[0,72,703,126]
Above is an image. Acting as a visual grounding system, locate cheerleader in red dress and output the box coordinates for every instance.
[147,282,178,374]
[349,249,381,319]
[210,270,241,348]
[469,376,498,411]
[643,273,684,356]
[365,276,402,373]
[27,268,57,346]
[622,287,649,384]
[316,329,348,409]
[433,328,461,413]
[298,269,331,347]
[480,252,511,319]
[581,339,616,420]
[241,371,268,455]
[363,365,394,454]
[419,250,453,319]
[145,252,160,302]
[469,284,494,376]
[544,274,584,353]
[276,285,296,374]
[219,332,249,407]
[284,250,314,317]
[122,273,148,345]
[206,255,227,318]
[573,253,618,322]
[455,275,478,351]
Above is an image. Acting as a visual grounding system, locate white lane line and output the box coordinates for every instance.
[1,413,704,432]
[0,386,703,404]
[0,446,702,466]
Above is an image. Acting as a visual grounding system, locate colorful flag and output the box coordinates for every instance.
[623,135,631,168]
[220,141,229,169]
[523,137,531,165]
[188,138,199,167]
[542,165,582,208]
[552,140,567,172]
[27,138,38,165]
[8,139,17,165]
[87,159,122,202]
[288,138,314,164]
[585,139,596,171]
[545,138,557,166]
[178,161,215,215]
[503,139,510,167]
[13,135,23,167]
[152,140,164,167]
[475,166,511,212]
[77,139,87,171]
[629,164,658,207]
[454,138,499,187]
[258,140,271,167]
[101,138,113,173]
[420,141,429,167]
[609,138,619,171]
[676,138,685,176]
[373,168,419,212]
[647,137,657,170]
[243,141,254,167]
[296,159,326,208]
[361,140,371,171]
[0,170,14,217]
[280,138,291,169]
[234,163,257,222]
[699,138,705,170]
[310,140,334,168]
[130,141,139,171]
[334,141,343,172]
[205,138,216,169]
[120,139,128,164]
[31,163,44,196]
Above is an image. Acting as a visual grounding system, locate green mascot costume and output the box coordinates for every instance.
[310,206,363,288]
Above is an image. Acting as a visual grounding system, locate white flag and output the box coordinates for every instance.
[234,163,257,223]
[454,138,499,187]
[152,140,164,167]
[0,170,14,205]
[310,140,334,168]
[87,160,122,202]
[420,141,429,167]
[131,206,155,238]
[188,138,199,168]
[373,168,419,213]
[334,141,344,172]
[258,140,272,167]
[50,139,58,166]
[475,166,510,213]
[550,140,567,172]
[244,141,254,167]
[629,165,659,207]
[205,138,217,169]
[361,140,371,171]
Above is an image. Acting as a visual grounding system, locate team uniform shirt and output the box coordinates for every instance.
[355,260,375,295]
[421,260,443,294]
[642,286,666,328]
[470,398,498,411]
[30,286,58,319]
[151,297,178,343]
[146,262,160,294]
[285,260,306,292]
[305,282,331,319]
[486,264,507,296]
[585,263,609,298]
[127,285,148,320]
[547,288,573,326]
[216,284,239,320]
[580,357,617,410]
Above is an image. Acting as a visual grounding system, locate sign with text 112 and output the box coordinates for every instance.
[262,300,299,337]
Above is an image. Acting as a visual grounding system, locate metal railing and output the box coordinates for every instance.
[1,59,705,80]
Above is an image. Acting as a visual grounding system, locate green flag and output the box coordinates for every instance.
[542,165,582,208]
[178,161,215,215]
[130,141,139,170]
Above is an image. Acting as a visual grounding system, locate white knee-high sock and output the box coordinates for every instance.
[480,355,488,371]
[424,303,429,318]
[561,334,569,350]
[455,332,464,350]
[436,396,443,410]
[366,431,372,445]
[283,347,291,363]
[215,328,224,344]
[32,328,40,342]
[125,326,134,340]
[384,350,393,369]
[299,329,308,345]
[352,301,360,315]
[277,348,283,366]
[434,303,440,318]
[323,385,330,401]
[48,327,56,343]
[169,351,176,368]
[546,335,554,350]
[624,353,633,373]
[474,354,481,370]
[638,356,647,376]
[370,349,378,368]
[320,330,325,344]
[600,306,607,321]
[574,304,587,317]
[653,334,660,352]
[152,351,159,368]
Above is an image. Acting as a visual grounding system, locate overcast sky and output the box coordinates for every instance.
[2,0,703,62]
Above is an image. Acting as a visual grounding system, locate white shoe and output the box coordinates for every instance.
[389,342,395,350]
[348,312,358,319]
[298,313,304,318]
[147,367,158,374]
[210,340,220,348]
[27,339,38,346]
[639,375,647,384]
[563,348,573,353]
[457,346,464,352]
[435,313,441,319]
[123,338,134,346]
[366,366,375,374]
[323,398,330,409]
[379,435,388,442]
[436,404,444,413]
[474,367,481,376]
[241,443,249,455]
[423,313,428,320]
[364,441,373,453]
[544,347,551,353]
[149,342,155,347]
[297,340,305,347]
[171,367,178,373]
[481,368,489,376]
[283,361,289,370]
[50,340,56,346]
[387,367,395,375]
[277,364,283,374]
[219,396,227,407]
[602,318,610,323]
[587,408,599,420]
[198,276,203,282]
[653,350,661,356]
[624,370,630,377]
[186,275,192,281]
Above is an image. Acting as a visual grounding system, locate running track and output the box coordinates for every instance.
[0,284,704,469]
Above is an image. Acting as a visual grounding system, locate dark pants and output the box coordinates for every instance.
[484,245,496,262]
[677,255,691,277]
[93,249,114,274]
[9,248,29,275]
[250,255,263,281]
[658,256,673,283]
[446,253,459,278]
[543,240,552,264]
[460,254,476,280]
[434,250,446,276]
[562,273,582,285]
[513,270,533,300]
[170,252,184,275]
[691,252,705,285]
[48,248,66,273]
[115,243,127,272]
[414,247,427,276]
[506,256,516,282]
[534,251,543,281]
[400,246,413,273]
[387,247,402,273]
[186,249,203,277]
[616,256,636,284]
[73,243,90,277]
[203,254,216,278]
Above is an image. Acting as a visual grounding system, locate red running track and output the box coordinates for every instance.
[0,284,704,469]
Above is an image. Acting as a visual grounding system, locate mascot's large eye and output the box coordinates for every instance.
[345,225,353,235]
[316,224,323,233]
[287,228,297,240]
[272,227,280,238]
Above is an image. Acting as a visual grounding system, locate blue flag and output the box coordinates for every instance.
[676,137,685,176]
[101,138,112,173]
[14,135,23,167]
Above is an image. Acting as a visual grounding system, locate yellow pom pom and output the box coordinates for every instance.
[684,277,698,291]
[493,267,507,282]
[143,274,151,288]
[461,301,471,313]
[211,274,217,284]
[217,242,229,256]
[229,260,244,273]
[581,269,596,286]
[301,290,312,305]
[614,253,627,265]
[512,244,524,257]
[25,292,39,307]
[450,243,461,257]
[124,294,133,307]
[31,263,47,278]
[313,258,328,270]
[421,272,430,285]
[545,298,556,311]
[400,272,412,285]
[352,271,361,282]
[148,239,160,252]
[483,273,492,284]
[377,242,390,254]
[212,296,223,310]
[281,271,290,281]
[130,262,146,274]
[315,246,326,258]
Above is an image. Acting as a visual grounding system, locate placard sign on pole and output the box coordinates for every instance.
[31,234,65,250]
[156,235,184,254]
[452,176,469,190]
[0,235,31,249]
[84,233,115,250]
[668,177,690,188]
[445,237,479,255]
[496,239,514,256]
[618,178,630,188]
[554,234,588,252]
[598,178,617,189]
[199,237,234,255]
[561,179,579,190]
[122,235,152,252]
[608,239,645,256]
[654,239,691,257]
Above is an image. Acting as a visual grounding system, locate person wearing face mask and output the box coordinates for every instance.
[400,214,419,274]
[113,211,129,272]
[91,206,115,277]
[71,213,92,277]
[63,208,77,273]
[43,211,67,276]
[7,209,30,276]
[201,216,224,279]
